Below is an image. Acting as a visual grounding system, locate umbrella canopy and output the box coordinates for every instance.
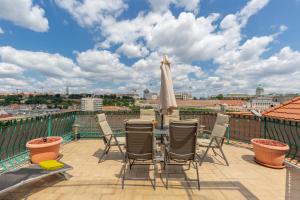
[159,55,177,115]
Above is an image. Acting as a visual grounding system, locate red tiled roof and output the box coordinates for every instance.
[262,96,300,121]
[226,111,253,116]
[102,106,130,111]
[144,99,246,106]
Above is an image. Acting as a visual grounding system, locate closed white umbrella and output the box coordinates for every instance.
[159,55,177,127]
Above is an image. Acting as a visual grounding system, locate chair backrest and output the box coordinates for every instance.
[164,109,180,126]
[211,113,230,138]
[140,109,156,121]
[125,119,154,160]
[169,119,198,160]
[96,113,113,142]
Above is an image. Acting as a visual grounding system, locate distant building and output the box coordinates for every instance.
[115,93,140,99]
[81,98,103,111]
[175,92,192,100]
[256,84,264,96]
[141,99,247,111]
[223,93,253,100]
[247,96,279,112]
[272,94,299,104]
[143,89,158,100]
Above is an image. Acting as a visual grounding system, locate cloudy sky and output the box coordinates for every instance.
[0,0,300,97]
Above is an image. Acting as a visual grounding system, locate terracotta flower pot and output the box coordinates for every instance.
[251,138,289,169]
[26,136,63,164]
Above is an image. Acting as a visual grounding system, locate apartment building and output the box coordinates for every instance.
[81,98,103,111]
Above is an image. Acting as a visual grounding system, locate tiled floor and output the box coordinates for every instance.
[1,140,300,200]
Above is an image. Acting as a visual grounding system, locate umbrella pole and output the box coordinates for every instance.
[161,114,164,129]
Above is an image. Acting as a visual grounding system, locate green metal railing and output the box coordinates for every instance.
[0,110,299,172]
[0,112,76,172]
[75,111,140,138]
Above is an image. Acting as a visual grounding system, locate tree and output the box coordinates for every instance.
[4,95,22,105]
[216,94,224,100]
[68,94,83,99]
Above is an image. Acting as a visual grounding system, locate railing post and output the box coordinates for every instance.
[227,125,230,144]
[263,117,267,139]
[48,116,52,137]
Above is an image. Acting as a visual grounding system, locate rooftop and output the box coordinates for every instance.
[1,140,299,200]
[102,106,131,112]
[263,96,300,121]
[144,100,246,107]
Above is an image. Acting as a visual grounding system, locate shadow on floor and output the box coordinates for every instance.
[93,148,124,163]
[241,154,258,166]
[0,174,71,200]
[197,149,228,166]
[1,168,260,200]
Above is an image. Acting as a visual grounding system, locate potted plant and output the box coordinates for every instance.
[26,136,63,164]
[251,138,289,169]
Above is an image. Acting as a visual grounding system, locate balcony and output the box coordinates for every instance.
[0,111,300,199]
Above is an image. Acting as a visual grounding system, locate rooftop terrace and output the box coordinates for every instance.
[0,111,300,199]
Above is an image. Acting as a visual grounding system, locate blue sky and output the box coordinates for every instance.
[0,0,300,97]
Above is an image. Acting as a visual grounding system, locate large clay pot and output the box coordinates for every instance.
[251,138,289,169]
[26,136,63,164]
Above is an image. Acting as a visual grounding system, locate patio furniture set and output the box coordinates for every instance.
[96,109,230,190]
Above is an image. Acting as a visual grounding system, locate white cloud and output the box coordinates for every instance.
[279,25,288,32]
[0,62,24,77]
[0,46,81,78]
[116,43,149,58]
[148,0,201,14]
[0,78,28,86]
[0,0,49,32]
[100,0,270,64]
[237,0,269,27]
[54,0,127,27]
[0,27,4,34]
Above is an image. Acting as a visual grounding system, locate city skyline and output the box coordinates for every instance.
[1,0,300,96]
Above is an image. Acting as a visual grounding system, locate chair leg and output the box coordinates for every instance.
[199,139,214,166]
[165,161,169,189]
[122,157,127,189]
[106,146,111,154]
[219,146,229,166]
[215,138,229,166]
[195,162,200,190]
[99,144,109,163]
[114,136,124,155]
[153,160,157,190]
[199,146,210,166]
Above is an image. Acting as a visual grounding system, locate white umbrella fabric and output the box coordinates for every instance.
[159,55,177,127]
